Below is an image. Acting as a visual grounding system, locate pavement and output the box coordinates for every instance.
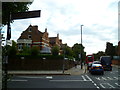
[8,65,87,76]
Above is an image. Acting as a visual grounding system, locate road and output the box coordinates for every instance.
[7,66,119,89]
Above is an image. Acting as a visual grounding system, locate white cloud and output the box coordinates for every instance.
[2,0,118,54]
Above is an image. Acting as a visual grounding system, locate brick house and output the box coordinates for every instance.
[49,34,62,48]
[17,25,51,53]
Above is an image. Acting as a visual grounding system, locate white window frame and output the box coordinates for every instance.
[29,27,32,32]
[28,35,31,39]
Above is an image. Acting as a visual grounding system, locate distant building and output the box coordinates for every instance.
[17,25,68,54]
[17,25,50,53]
[49,34,62,48]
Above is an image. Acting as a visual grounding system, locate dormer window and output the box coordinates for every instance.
[29,27,32,32]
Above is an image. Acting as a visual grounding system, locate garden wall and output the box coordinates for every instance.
[7,56,75,70]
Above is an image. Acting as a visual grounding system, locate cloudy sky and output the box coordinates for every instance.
[2,0,119,54]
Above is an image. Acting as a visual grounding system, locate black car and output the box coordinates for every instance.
[100,56,112,71]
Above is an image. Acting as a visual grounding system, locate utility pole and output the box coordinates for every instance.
[63,49,65,74]
[81,25,84,69]
[3,11,11,90]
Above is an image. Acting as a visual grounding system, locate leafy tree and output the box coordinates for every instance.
[63,46,73,57]
[2,2,32,26]
[21,46,31,55]
[105,42,116,58]
[93,51,105,60]
[72,43,85,60]
[51,46,60,56]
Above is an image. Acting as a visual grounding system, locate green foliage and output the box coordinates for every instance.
[17,46,39,56]
[72,43,85,60]
[64,46,73,57]
[105,42,116,57]
[2,2,32,25]
[21,46,31,55]
[2,40,17,57]
[93,51,105,60]
[51,46,60,56]
[31,46,39,56]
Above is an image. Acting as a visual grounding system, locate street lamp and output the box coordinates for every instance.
[81,25,84,69]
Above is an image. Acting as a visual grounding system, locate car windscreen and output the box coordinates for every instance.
[93,62,101,64]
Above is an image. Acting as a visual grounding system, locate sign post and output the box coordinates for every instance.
[3,10,41,90]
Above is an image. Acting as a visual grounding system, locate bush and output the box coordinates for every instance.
[31,47,39,56]
[51,46,60,55]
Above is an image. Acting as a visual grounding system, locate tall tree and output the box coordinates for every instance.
[51,46,60,56]
[93,51,105,60]
[105,42,115,58]
[2,2,32,26]
[64,47,73,57]
[72,43,85,60]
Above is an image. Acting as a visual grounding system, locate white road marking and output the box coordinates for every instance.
[107,77,113,80]
[81,75,87,81]
[50,75,92,82]
[85,75,100,89]
[18,76,45,79]
[107,83,115,88]
[113,77,118,80]
[100,83,106,88]
[100,83,115,88]
[95,77,100,80]
[46,76,53,79]
[102,77,107,80]
[115,83,120,87]
[50,80,89,82]
[11,79,28,82]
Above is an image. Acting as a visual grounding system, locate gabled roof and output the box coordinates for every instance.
[18,25,44,42]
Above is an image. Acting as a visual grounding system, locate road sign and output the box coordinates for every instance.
[11,10,41,20]
[6,40,12,46]
[79,54,81,59]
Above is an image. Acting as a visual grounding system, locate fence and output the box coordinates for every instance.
[7,56,75,70]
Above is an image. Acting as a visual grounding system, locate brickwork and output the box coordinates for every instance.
[17,25,50,51]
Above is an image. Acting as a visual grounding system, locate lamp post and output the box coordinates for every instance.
[81,25,84,69]
[62,49,65,74]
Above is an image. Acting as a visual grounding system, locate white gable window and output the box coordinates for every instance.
[29,27,32,32]
[28,35,31,39]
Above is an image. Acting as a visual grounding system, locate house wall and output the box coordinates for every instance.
[17,25,50,51]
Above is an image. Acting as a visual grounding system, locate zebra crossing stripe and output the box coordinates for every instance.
[107,77,113,80]
[113,77,118,80]
[96,77,118,81]
[102,77,107,80]
[95,77,100,80]
[100,83,115,88]
[115,83,120,87]
[81,75,87,81]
